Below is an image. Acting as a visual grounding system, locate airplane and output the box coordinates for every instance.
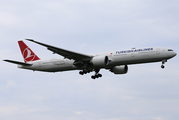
[3,39,177,79]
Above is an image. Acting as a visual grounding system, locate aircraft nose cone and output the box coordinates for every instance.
[174,52,177,56]
[168,51,177,58]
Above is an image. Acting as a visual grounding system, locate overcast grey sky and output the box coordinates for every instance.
[0,0,179,120]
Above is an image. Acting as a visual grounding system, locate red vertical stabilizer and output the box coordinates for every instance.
[18,41,40,63]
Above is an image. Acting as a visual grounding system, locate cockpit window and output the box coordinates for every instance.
[168,49,173,51]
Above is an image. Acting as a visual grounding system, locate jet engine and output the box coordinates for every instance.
[91,56,109,67]
[110,65,128,74]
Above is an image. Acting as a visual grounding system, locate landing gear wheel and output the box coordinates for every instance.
[79,69,91,75]
[79,71,84,75]
[91,74,102,79]
[98,74,102,77]
[161,65,165,69]
[91,75,96,79]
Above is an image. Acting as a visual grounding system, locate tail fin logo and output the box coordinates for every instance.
[23,47,36,62]
[18,40,40,63]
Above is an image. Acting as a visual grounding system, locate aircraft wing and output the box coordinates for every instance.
[25,39,93,61]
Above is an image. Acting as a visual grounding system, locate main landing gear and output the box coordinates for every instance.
[79,69,102,79]
[161,60,167,69]
[91,69,102,79]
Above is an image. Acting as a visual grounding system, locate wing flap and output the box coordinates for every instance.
[25,39,93,61]
[3,59,32,66]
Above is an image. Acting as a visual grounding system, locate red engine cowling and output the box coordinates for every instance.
[91,56,109,67]
[110,65,128,74]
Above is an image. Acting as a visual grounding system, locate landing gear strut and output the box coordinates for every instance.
[91,69,102,79]
[161,60,167,69]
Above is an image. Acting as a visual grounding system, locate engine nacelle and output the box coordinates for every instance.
[110,65,128,74]
[91,56,109,67]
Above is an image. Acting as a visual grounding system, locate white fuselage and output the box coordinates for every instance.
[18,47,176,72]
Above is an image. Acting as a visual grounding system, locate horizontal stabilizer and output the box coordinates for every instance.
[3,59,32,66]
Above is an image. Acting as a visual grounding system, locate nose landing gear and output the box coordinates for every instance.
[161,60,167,69]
